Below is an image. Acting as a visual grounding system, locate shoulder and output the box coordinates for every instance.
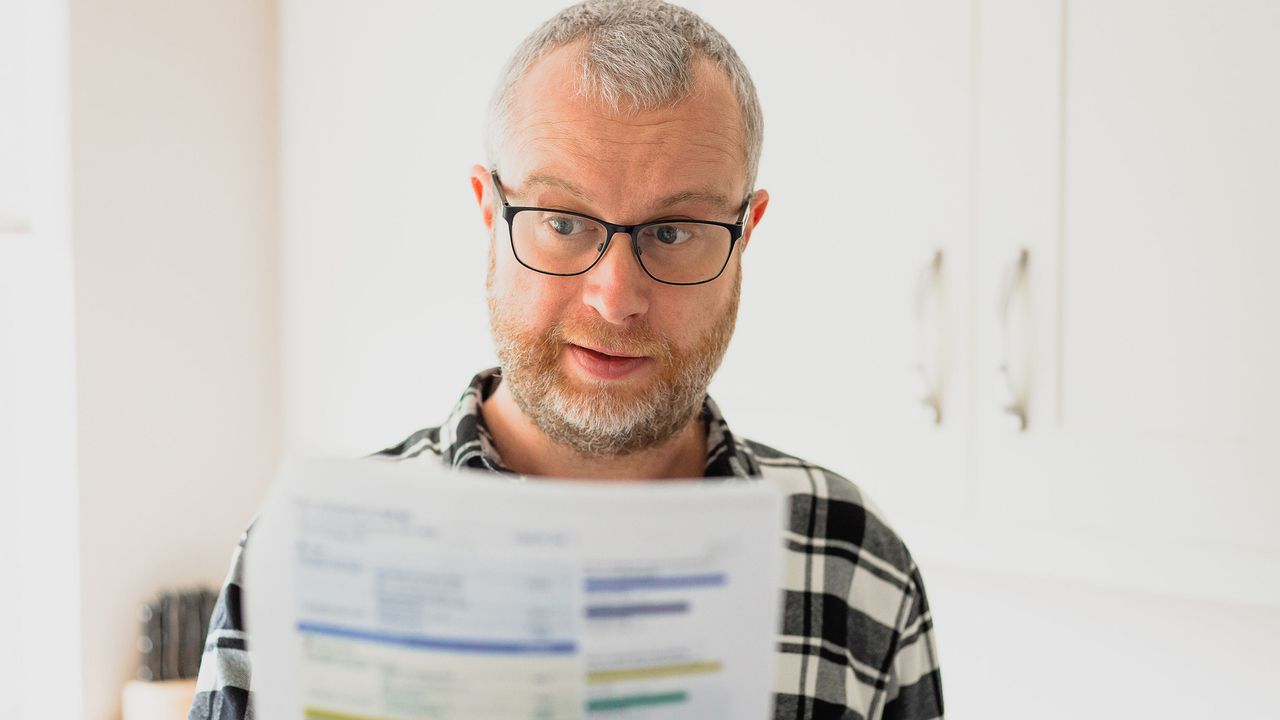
[370,425,445,460]
[739,437,919,581]
[189,525,255,719]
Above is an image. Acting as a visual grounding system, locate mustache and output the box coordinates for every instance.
[547,317,672,360]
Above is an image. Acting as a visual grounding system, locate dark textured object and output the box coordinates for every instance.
[137,587,217,681]
[136,600,164,681]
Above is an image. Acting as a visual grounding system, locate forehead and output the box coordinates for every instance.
[500,43,748,216]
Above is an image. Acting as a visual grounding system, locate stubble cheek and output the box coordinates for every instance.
[673,277,740,354]
[488,263,575,372]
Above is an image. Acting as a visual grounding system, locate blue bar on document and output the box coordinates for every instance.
[584,601,691,619]
[296,621,577,655]
[584,573,727,592]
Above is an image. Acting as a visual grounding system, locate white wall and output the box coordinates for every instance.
[0,0,25,709]
[1,0,81,718]
[69,1,281,718]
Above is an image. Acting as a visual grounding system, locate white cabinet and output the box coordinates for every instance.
[961,0,1280,606]
[714,0,1280,608]
[707,0,974,528]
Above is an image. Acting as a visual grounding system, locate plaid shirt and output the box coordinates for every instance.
[189,368,943,720]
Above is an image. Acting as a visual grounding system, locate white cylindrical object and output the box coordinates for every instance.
[121,679,197,720]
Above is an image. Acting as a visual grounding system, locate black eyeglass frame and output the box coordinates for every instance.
[490,169,752,286]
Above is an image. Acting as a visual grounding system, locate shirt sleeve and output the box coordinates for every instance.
[187,524,255,720]
[880,562,945,720]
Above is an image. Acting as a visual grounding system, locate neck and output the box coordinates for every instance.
[481,379,707,480]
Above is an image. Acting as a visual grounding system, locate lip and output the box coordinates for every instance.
[568,344,650,380]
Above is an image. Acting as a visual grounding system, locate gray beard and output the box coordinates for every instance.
[497,333,712,458]
[486,255,740,459]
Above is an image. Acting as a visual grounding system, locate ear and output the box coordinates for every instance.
[739,188,769,252]
[470,163,495,233]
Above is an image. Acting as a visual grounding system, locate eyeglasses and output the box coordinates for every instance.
[490,170,751,286]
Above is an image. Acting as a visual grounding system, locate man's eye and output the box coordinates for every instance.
[547,216,584,236]
[652,224,691,245]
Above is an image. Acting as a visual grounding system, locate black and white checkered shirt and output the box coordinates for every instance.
[189,368,944,720]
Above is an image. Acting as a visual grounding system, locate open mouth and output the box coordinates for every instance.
[575,344,642,361]
[568,344,650,380]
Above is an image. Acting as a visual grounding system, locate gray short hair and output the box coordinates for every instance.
[484,0,764,193]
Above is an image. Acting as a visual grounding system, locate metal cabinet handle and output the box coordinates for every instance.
[913,248,944,425]
[997,248,1030,430]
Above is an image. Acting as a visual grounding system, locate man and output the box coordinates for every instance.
[190,1,944,718]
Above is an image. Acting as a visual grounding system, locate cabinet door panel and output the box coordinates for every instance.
[704,0,973,533]
[1062,0,1280,440]
[974,0,1280,605]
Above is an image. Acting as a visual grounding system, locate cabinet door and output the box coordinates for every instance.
[705,1,974,535]
[972,0,1280,606]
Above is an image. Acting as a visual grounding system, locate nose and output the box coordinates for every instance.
[581,232,650,325]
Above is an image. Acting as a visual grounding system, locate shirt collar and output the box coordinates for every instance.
[436,367,760,480]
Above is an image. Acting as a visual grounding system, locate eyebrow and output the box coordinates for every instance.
[521,172,736,216]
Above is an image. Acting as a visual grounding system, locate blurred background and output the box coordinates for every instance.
[1,0,1278,718]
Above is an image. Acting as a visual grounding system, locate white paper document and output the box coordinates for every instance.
[245,458,786,720]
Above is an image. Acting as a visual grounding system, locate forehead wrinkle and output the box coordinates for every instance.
[518,105,735,151]
[507,110,745,216]
[511,94,742,158]
[515,128,739,181]
[518,170,734,217]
